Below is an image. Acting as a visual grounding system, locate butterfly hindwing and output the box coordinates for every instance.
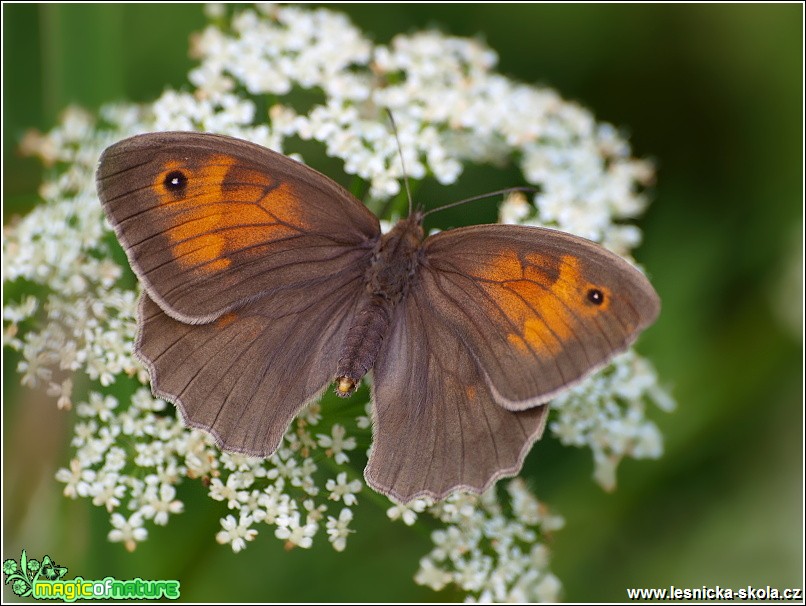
[136,269,366,457]
[366,287,550,502]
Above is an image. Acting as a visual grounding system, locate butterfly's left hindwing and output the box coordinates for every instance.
[136,269,366,457]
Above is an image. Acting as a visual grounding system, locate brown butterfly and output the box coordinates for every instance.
[96,131,659,503]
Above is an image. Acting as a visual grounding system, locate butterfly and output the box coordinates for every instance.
[96,131,660,503]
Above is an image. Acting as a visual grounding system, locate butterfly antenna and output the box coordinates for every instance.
[422,186,539,218]
[386,109,414,216]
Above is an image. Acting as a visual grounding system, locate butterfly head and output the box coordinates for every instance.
[394,209,426,242]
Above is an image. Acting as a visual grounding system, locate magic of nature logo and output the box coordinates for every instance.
[3,550,180,601]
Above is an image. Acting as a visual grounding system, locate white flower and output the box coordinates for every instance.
[265,449,300,480]
[414,557,452,591]
[258,484,295,525]
[133,440,168,468]
[76,392,118,422]
[356,402,372,429]
[406,482,564,601]
[46,377,74,410]
[326,508,354,552]
[386,499,429,526]
[216,514,258,553]
[90,473,126,512]
[548,350,672,490]
[274,512,317,549]
[302,499,327,525]
[108,512,147,552]
[298,403,322,425]
[499,192,533,224]
[431,525,471,562]
[71,420,97,447]
[316,424,356,464]
[453,553,492,593]
[55,458,95,498]
[208,475,245,509]
[325,472,362,505]
[203,3,226,20]
[534,573,562,602]
[131,387,166,412]
[140,483,184,525]
[17,350,54,388]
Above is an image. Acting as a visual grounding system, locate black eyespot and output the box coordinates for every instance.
[587,288,605,305]
[164,170,187,192]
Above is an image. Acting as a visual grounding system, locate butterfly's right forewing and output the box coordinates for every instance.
[420,224,660,410]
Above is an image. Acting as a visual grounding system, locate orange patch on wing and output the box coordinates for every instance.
[152,155,305,274]
[507,332,530,354]
[477,251,609,357]
[216,312,238,328]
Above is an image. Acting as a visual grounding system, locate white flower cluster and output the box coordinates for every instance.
[52,379,363,554]
[549,350,675,491]
[387,480,565,602]
[5,107,143,400]
[3,4,673,601]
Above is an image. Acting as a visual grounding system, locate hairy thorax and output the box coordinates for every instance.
[335,213,424,395]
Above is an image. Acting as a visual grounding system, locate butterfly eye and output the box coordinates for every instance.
[587,288,605,305]
[164,170,188,193]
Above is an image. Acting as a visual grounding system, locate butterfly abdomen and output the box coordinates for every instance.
[335,294,392,396]
[334,214,424,397]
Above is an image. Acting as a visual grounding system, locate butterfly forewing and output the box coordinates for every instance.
[97,132,379,323]
[420,224,660,410]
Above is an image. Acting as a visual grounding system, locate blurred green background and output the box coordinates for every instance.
[3,3,802,602]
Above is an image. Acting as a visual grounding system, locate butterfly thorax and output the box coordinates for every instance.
[365,212,424,303]
[334,213,425,397]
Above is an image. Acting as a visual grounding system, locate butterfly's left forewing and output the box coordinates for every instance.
[97,132,379,324]
[419,224,660,410]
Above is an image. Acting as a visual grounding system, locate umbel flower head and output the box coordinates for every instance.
[3,4,672,602]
